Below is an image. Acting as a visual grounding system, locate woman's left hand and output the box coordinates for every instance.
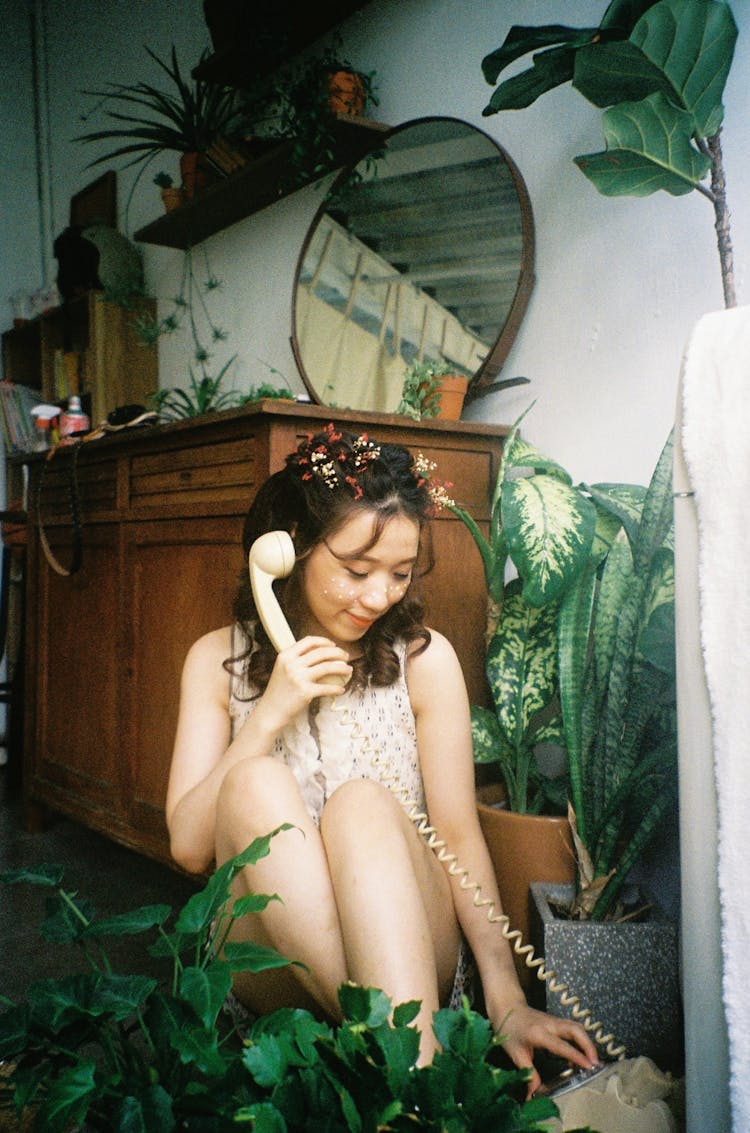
[491,1000,600,1097]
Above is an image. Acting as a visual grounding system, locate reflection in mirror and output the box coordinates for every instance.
[292,116,534,412]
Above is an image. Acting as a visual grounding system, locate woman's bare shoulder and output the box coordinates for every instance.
[183,625,234,678]
[405,628,464,692]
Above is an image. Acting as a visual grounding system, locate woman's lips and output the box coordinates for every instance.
[347,612,374,628]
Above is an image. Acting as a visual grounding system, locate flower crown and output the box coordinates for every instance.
[413,453,455,512]
[293,424,382,500]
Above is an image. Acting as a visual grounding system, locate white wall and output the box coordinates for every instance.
[3,0,747,489]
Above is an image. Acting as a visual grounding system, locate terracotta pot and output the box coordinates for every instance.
[476,783,575,988]
[179,151,212,201]
[327,70,366,117]
[432,374,469,420]
[160,186,185,212]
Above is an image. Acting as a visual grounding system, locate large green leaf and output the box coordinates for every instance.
[222,939,295,973]
[558,564,598,835]
[629,0,737,134]
[114,1085,175,1133]
[484,46,579,114]
[588,483,646,553]
[469,704,506,766]
[502,474,596,606]
[601,0,663,34]
[37,1059,98,1133]
[179,963,232,1029]
[28,973,157,1029]
[486,583,560,744]
[0,863,64,888]
[0,1003,30,1058]
[573,39,677,107]
[575,92,712,196]
[84,904,172,938]
[481,24,596,84]
[502,435,573,483]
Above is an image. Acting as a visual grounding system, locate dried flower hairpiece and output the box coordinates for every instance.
[414,452,455,512]
[293,424,382,500]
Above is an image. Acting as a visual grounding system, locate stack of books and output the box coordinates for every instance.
[0,381,42,453]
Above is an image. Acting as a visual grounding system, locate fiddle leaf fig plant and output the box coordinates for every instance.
[481,0,739,305]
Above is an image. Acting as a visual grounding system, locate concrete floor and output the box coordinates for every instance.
[0,769,200,1006]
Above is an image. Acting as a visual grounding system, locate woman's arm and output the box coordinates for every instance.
[407,631,598,1091]
[166,627,353,874]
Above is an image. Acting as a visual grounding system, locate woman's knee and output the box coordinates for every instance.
[321,777,406,849]
[216,756,303,832]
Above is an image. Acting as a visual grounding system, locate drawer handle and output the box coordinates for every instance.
[179,470,192,482]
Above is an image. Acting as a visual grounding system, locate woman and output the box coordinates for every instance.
[166,425,597,1091]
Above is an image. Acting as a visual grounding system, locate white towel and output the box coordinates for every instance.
[680,305,750,1131]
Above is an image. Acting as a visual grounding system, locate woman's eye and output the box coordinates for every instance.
[393,572,411,583]
[346,568,368,580]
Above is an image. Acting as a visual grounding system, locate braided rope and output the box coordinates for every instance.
[329,695,626,1060]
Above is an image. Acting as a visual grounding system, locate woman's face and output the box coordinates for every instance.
[300,509,420,651]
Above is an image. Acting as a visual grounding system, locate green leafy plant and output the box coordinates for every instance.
[449,411,676,918]
[76,45,243,173]
[136,245,233,390]
[0,854,588,1132]
[481,0,738,305]
[397,360,459,421]
[149,358,240,421]
[0,832,295,1133]
[237,987,579,1132]
[240,35,379,190]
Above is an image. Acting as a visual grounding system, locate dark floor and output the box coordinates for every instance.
[0,768,200,1006]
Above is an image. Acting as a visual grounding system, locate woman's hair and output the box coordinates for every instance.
[227,425,436,691]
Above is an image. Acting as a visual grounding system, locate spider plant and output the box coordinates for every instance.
[75,45,243,171]
[149,359,241,421]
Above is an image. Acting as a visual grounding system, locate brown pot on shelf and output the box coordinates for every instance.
[476,783,576,989]
[327,69,366,117]
[179,151,213,201]
[160,186,185,213]
[420,374,469,421]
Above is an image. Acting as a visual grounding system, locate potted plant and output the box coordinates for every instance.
[397,360,469,421]
[76,45,244,200]
[480,0,738,307]
[0,849,578,1132]
[447,412,679,1052]
[242,36,379,190]
[153,171,184,212]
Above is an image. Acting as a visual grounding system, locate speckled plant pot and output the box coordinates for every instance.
[528,882,683,1072]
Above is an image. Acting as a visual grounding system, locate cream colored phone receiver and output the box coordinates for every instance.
[248,530,296,652]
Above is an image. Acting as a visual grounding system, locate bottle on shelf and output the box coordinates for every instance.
[59,395,90,438]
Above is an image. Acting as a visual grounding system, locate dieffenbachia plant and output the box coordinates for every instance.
[450,415,676,919]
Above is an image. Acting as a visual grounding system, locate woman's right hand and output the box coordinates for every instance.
[258,636,353,732]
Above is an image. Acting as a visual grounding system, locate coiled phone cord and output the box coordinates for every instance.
[331,696,626,1061]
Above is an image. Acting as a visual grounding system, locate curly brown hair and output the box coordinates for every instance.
[226,426,435,693]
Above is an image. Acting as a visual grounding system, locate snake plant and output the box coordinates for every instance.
[450,413,676,919]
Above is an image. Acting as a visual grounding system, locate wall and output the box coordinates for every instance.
[2,0,747,489]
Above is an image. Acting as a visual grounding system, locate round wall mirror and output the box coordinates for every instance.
[291,116,535,412]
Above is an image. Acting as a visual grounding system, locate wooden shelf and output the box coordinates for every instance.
[134,117,388,250]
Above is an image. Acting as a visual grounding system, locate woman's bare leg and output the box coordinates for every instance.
[321,778,461,1063]
[214,756,347,1018]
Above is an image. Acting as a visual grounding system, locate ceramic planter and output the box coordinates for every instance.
[476,785,575,989]
[528,882,682,1072]
[432,374,469,420]
[327,70,366,117]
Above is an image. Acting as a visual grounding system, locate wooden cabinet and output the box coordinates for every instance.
[21,402,506,865]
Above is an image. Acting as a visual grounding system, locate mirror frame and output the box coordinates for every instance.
[291,115,535,408]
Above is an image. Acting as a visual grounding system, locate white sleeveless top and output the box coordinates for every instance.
[228,625,426,826]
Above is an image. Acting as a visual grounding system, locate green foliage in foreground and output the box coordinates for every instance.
[0,848,591,1132]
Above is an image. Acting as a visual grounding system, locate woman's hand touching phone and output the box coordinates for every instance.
[257,636,352,733]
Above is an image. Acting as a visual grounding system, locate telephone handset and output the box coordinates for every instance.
[247,532,624,1065]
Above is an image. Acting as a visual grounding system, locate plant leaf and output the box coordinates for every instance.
[36,1059,98,1133]
[482,23,594,83]
[573,38,677,106]
[180,963,232,1029]
[484,45,579,114]
[84,904,172,938]
[470,704,505,766]
[502,475,596,606]
[338,985,391,1028]
[0,863,65,887]
[629,0,737,135]
[0,1003,30,1059]
[575,92,712,196]
[222,939,296,973]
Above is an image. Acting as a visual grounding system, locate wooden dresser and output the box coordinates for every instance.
[19,402,507,865]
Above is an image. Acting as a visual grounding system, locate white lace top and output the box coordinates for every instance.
[228,624,426,826]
